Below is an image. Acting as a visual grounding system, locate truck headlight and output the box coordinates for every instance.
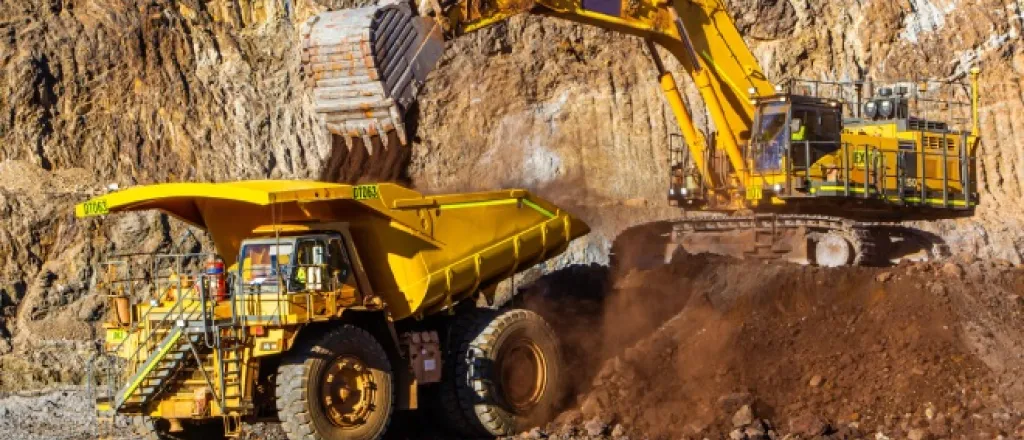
[773,184,783,193]
[680,188,689,196]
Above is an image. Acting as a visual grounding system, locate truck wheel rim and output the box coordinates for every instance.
[321,355,375,428]
[498,337,547,412]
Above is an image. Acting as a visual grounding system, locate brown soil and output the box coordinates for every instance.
[523,224,1024,439]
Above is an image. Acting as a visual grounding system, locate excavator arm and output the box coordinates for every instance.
[301,0,774,191]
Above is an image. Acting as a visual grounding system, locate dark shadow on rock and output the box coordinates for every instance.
[874,225,950,265]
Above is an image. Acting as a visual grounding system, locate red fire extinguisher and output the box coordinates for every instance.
[205,256,228,302]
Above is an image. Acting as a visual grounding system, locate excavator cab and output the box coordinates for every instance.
[748,95,843,175]
[667,94,844,207]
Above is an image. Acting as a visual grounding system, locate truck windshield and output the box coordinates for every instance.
[240,243,294,284]
[752,102,790,172]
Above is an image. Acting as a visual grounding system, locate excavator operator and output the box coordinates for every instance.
[791,118,807,142]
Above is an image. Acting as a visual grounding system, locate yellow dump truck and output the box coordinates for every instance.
[77,180,589,440]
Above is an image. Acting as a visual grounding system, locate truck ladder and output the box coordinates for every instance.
[216,323,249,437]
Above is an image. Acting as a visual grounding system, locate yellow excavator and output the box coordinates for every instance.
[301,0,980,267]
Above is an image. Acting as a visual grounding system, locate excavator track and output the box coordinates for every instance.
[668,215,940,267]
[300,3,443,162]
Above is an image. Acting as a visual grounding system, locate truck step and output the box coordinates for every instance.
[113,327,188,410]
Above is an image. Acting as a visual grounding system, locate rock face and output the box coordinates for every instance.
[1,0,1024,389]
[0,0,330,183]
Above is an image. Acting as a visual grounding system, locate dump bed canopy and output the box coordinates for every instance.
[76,180,390,226]
[75,181,441,265]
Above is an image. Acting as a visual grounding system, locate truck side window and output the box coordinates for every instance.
[328,239,352,287]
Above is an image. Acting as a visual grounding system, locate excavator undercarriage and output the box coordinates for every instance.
[667,215,948,267]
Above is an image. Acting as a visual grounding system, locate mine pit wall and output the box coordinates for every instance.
[2,0,1024,391]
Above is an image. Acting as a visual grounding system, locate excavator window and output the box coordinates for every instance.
[752,102,790,172]
[818,111,840,141]
[789,106,842,169]
[752,102,844,172]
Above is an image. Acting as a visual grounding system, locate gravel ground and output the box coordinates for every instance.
[0,388,286,440]
[0,388,612,440]
[0,387,100,440]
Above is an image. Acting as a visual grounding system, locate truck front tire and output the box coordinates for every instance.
[276,324,394,440]
[434,308,563,436]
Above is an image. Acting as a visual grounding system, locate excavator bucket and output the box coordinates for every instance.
[301,3,444,153]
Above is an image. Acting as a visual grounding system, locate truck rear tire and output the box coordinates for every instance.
[434,308,563,436]
[275,324,394,440]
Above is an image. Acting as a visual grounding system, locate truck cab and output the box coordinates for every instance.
[236,230,356,296]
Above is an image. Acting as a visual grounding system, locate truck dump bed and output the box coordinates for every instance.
[76,180,589,319]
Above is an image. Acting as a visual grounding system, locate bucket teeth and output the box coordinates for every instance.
[302,4,443,152]
[362,135,375,155]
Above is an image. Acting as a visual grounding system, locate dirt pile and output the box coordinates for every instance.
[522,227,1024,439]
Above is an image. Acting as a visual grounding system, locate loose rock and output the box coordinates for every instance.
[733,404,755,428]
[907,428,932,440]
[942,263,964,279]
[789,414,829,436]
[610,424,626,438]
[809,375,824,387]
[584,418,607,437]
